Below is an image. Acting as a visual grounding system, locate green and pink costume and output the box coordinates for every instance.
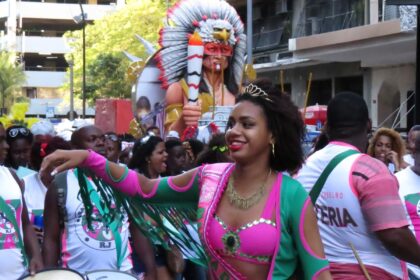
[79,151,329,279]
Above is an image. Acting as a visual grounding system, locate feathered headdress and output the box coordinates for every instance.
[156,0,246,89]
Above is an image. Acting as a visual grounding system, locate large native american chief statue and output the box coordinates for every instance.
[157,0,246,134]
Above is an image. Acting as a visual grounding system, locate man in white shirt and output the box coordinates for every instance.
[404,125,420,166]
[396,128,420,280]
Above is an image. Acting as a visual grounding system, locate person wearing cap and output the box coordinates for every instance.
[166,130,180,141]
[297,92,420,279]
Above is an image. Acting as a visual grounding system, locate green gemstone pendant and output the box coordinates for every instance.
[222,231,240,254]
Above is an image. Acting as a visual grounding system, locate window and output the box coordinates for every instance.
[335,76,363,95]
[26,88,37,99]
[309,79,332,106]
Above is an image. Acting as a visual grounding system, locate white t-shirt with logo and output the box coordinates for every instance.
[0,166,26,280]
[396,167,420,278]
[61,170,132,274]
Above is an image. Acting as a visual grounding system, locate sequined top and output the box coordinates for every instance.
[208,175,280,265]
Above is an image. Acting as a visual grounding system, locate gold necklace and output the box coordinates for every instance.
[226,169,272,210]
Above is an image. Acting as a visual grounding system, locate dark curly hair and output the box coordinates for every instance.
[30,136,71,171]
[196,133,231,166]
[236,78,305,173]
[128,136,163,178]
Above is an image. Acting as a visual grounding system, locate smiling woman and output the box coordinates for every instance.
[41,79,332,280]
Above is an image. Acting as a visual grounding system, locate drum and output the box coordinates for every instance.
[85,270,138,280]
[18,268,84,280]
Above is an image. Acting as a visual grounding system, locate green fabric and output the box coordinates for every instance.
[273,175,329,279]
[0,195,28,267]
[309,149,359,204]
[75,168,126,269]
[76,169,208,267]
[142,177,200,206]
[106,161,129,183]
[126,176,207,266]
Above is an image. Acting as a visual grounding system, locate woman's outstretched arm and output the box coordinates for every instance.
[41,149,200,199]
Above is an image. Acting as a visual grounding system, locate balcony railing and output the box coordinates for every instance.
[16,36,71,54]
[25,66,67,71]
[293,0,365,38]
[24,70,67,88]
[295,10,363,37]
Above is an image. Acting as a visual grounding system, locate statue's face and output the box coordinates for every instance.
[202,43,231,73]
[204,42,233,57]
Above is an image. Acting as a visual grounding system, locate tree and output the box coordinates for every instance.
[0,51,26,115]
[86,52,132,101]
[64,0,172,103]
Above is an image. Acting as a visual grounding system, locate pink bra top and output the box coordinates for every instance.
[208,174,280,265]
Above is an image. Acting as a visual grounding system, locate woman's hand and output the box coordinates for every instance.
[386,150,400,171]
[386,150,398,163]
[40,149,90,178]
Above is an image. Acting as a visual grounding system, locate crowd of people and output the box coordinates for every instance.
[1,80,420,279]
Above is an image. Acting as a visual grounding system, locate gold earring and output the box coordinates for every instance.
[271,142,275,156]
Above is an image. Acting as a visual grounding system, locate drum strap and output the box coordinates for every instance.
[0,195,28,267]
[54,172,68,229]
[75,169,126,269]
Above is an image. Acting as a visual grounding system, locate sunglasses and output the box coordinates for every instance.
[105,134,119,142]
[140,132,157,144]
[8,127,30,138]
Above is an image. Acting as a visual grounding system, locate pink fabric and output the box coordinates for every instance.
[168,169,199,192]
[352,155,409,231]
[267,174,282,279]
[200,164,246,279]
[329,141,361,151]
[312,266,330,280]
[208,174,280,264]
[299,198,324,260]
[400,261,409,280]
[80,151,142,197]
[348,154,364,198]
[61,228,70,267]
[329,262,400,280]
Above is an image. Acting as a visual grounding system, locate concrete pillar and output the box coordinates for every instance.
[370,0,379,24]
[6,0,17,51]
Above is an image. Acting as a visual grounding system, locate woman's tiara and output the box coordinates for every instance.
[243,83,273,103]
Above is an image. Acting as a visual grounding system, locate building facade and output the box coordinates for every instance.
[232,0,416,130]
[0,0,122,116]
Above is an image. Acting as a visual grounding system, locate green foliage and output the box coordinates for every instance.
[64,0,171,103]
[86,53,131,101]
[0,51,26,109]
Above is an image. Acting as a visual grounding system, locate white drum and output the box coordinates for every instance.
[85,270,138,280]
[18,268,84,280]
